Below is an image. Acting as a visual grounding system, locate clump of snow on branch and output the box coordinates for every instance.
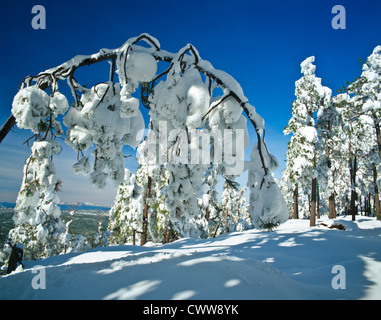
[247,143,288,229]
[12,86,69,136]
[64,82,145,188]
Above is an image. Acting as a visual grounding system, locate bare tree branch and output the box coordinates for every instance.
[0,115,16,144]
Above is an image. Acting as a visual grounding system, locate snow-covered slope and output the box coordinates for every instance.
[1,216,380,300]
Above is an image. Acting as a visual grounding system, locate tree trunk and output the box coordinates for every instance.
[224,208,229,233]
[162,227,170,244]
[205,207,210,221]
[373,163,380,218]
[373,122,381,218]
[162,221,177,244]
[375,122,381,159]
[333,194,336,218]
[351,153,358,221]
[140,175,152,246]
[329,193,336,219]
[293,185,299,219]
[346,196,350,216]
[350,189,358,221]
[310,178,317,227]
[316,182,320,219]
[368,192,372,217]
[348,142,358,221]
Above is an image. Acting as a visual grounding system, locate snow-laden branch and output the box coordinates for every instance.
[8,34,273,180]
[6,33,288,240]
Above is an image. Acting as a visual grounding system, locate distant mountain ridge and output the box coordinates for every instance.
[59,202,110,211]
[0,202,110,211]
[0,202,15,209]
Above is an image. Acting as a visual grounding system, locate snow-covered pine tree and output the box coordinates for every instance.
[108,141,173,245]
[218,179,251,235]
[316,93,349,218]
[346,45,381,218]
[198,164,220,234]
[335,91,377,220]
[2,88,71,261]
[282,56,331,225]
[148,165,174,244]
[107,169,144,245]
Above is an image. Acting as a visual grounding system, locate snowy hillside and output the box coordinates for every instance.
[0,215,380,300]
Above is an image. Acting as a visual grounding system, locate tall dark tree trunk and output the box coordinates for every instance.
[293,185,299,219]
[317,182,320,219]
[375,122,381,159]
[350,177,358,221]
[373,163,380,218]
[310,178,317,227]
[374,122,381,217]
[329,193,336,219]
[140,176,152,246]
[367,193,371,216]
[348,142,358,221]
[346,196,350,215]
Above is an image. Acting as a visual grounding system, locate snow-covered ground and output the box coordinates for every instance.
[1,215,380,300]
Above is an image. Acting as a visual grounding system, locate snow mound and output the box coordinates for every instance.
[1,216,381,300]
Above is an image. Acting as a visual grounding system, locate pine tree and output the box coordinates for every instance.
[216,179,251,235]
[198,164,221,235]
[316,93,349,219]
[108,141,174,245]
[3,141,68,261]
[346,46,381,218]
[1,88,76,262]
[282,56,331,225]
[107,169,144,245]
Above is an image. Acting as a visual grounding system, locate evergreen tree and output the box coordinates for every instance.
[346,46,381,218]
[215,179,251,236]
[107,169,144,245]
[282,56,331,225]
[108,140,174,245]
[1,87,83,262]
[316,94,349,218]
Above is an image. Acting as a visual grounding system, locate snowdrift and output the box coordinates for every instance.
[1,216,381,300]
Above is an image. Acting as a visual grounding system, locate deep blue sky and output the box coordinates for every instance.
[0,0,380,204]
